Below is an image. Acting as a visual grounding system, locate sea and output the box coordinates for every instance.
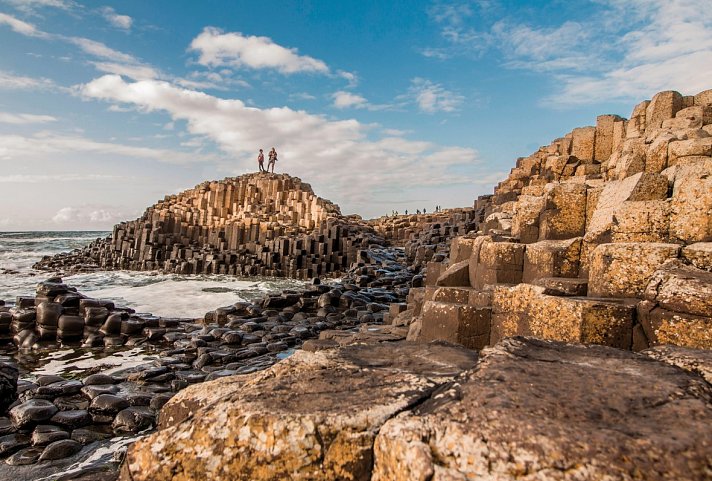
[0,231,304,318]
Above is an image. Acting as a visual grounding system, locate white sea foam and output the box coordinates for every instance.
[0,231,305,317]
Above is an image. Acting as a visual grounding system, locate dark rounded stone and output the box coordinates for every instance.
[53,393,89,411]
[31,424,69,446]
[36,379,83,398]
[83,373,117,386]
[50,409,91,429]
[103,336,125,347]
[205,370,238,381]
[36,301,63,327]
[84,306,109,327]
[71,426,112,445]
[121,319,145,335]
[36,375,65,387]
[57,314,84,338]
[9,399,58,428]
[0,433,30,455]
[5,446,43,465]
[81,383,119,400]
[38,439,82,461]
[100,313,124,335]
[112,406,155,434]
[81,333,105,347]
[0,416,15,435]
[90,394,129,415]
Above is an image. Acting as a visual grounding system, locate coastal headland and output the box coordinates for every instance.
[2,87,712,480]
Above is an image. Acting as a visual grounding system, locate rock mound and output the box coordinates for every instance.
[35,173,382,279]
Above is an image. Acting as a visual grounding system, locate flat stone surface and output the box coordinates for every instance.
[121,341,478,481]
[373,337,712,481]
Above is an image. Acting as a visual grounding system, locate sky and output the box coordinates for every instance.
[0,0,710,230]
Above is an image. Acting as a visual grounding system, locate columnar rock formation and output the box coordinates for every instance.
[410,88,712,351]
[35,174,383,279]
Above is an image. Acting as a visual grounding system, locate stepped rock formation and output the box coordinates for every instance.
[407,88,712,352]
[36,174,383,279]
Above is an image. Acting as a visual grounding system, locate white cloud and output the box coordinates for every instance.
[189,27,329,74]
[92,61,159,81]
[68,36,137,64]
[0,173,120,183]
[79,74,480,212]
[406,78,464,113]
[0,111,56,124]
[0,70,55,90]
[0,132,216,164]
[52,206,126,225]
[3,0,73,14]
[101,6,132,30]
[332,90,368,109]
[0,11,47,37]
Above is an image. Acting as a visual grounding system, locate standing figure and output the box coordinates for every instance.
[257,149,265,172]
[268,147,278,173]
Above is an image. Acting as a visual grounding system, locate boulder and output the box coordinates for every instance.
[588,243,680,298]
[0,362,18,412]
[669,160,712,243]
[434,259,469,287]
[491,284,634,349]
[682,242,712,271]
[645,90,683,131]
[372,337,712,481]
[637,301,711,350]
[470,240,525,289]
[418,301,491,350]
[119,342,478,481]
[522,238,581,283]
[644,260,712,317]
[538,183,587,240]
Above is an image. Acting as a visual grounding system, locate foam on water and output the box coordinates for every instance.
[0,231,305,318]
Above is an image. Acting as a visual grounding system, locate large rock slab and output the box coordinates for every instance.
[419,301,491,350]
[372,337,712,481]
[120,342,478,481]
[644,260,712,318]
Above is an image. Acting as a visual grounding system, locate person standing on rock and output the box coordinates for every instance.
[268,147,278,173]
[257,149,265,172]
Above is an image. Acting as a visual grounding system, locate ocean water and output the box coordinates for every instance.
[0,231,305,318]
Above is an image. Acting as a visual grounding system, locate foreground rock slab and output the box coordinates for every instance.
[373,337,712,481]
[120,341,478,481]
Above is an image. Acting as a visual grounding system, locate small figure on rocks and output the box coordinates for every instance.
[257,149,265,172]
[416,209,420,215]
[405,209,408,215]
[423,208,427,214]
[268,147,278,173]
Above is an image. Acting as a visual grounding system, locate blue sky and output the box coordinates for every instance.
[0,0,710,230]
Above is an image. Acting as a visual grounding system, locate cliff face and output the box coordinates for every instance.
[36,173,382,279]
[411,88,712,351]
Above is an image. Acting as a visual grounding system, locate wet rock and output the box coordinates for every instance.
[83,373,117,386]
[71,426,112,444]
[112,406,155,434]
[90,394,130,415]
[9,399,58,428]
[81,384,119,399]
[36,379,83,398]
[50,409,92,429]
[4,446,43,465]
[0,417,14,436]
[31,424,69,446]
[0,362,18,412]
[54,393,90,411]
[38,438,83,461]
[149,394,173,411]
[0,433,30,456]
[36,374,65,386]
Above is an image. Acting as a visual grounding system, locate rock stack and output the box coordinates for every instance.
[407,88,712,351]
[34,174,383,279]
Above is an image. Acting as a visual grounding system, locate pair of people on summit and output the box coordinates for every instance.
[257,148,278,173]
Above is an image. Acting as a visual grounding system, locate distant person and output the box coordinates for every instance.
[416,209,420,215]
[268,147,278,173]
[423,208,427,213]
[405,209,408,215]
[257,149,265,172]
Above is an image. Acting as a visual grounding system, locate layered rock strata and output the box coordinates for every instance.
[409,88,712,351]
[35,174,382,279]
[119,337,712,481]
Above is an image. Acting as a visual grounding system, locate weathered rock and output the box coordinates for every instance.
[419,301,491,349]
[643,344,712,384]
[38,439,82,461]
[588,243,680,298]
[644,260,712,318]
[372,337,712,481]
[522,238,581,283]
[112,406,155,434]
[682,242,712,271]
[434,259,469,287]
[491,284,634,349]
[120,342,478,481]
[669,160,712,243]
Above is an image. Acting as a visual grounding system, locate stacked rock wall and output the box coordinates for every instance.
[35,174,383,280]
[410,89,712,351]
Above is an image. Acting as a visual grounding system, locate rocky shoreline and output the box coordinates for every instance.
[0,244,424,478]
